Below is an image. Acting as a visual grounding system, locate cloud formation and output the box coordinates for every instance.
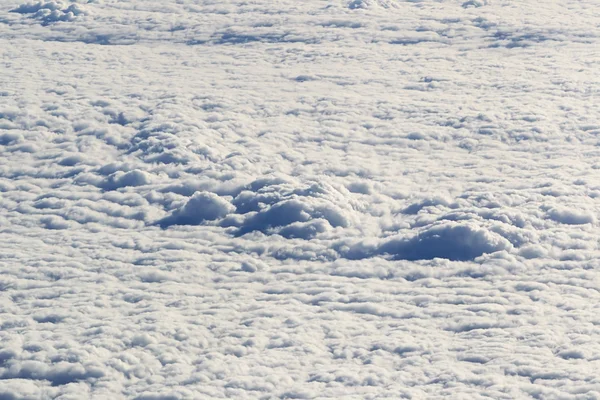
[11,1,86,25]
[1,0,600,398]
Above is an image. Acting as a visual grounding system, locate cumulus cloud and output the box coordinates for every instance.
[100,170,153,191]
[157,191,234,227]
[547,206,595,225]
[378,222,513,261]
[232,179,354,239]
[11,1,86,25]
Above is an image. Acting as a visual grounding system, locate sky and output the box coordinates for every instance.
[1,0,600,398]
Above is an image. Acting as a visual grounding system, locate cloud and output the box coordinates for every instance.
[377,222,513,261]
[11,1,86,25]
[547,207,595,225]
[348,0,399,10]
[100,170,153,191]
[1,360,105,386]
[157,191,234,227]
[231,179,355,239]
[1,0,600,398]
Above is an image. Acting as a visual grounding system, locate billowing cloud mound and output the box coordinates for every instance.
[232,179,354,239]
[348,0,398,9]
[343,222,514,261]
[11,1,85,25]
[101,170,153,191]
[154,178,355,238]
[547,207,595,225]
[157,191,234,227]
[378,222,512,261]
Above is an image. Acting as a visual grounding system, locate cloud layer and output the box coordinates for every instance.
[1,0,600,398]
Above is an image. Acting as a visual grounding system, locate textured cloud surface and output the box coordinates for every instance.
[1,0,600,398]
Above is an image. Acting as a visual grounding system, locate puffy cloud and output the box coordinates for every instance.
[157,191,234,227]
[101,170,153,191]
[547,207,595,225]
[232,179,354,239]
[377,222,513,261]
[11,1,86,25]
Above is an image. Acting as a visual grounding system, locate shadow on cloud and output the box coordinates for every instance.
[11,1,86,26]
[345,222,512,262]
[155,178,353,240]
[154,178,513,261]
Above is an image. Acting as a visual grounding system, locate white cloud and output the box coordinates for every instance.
[1,0,600,398]
[11,1,86,25]
[158,191,234,227]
